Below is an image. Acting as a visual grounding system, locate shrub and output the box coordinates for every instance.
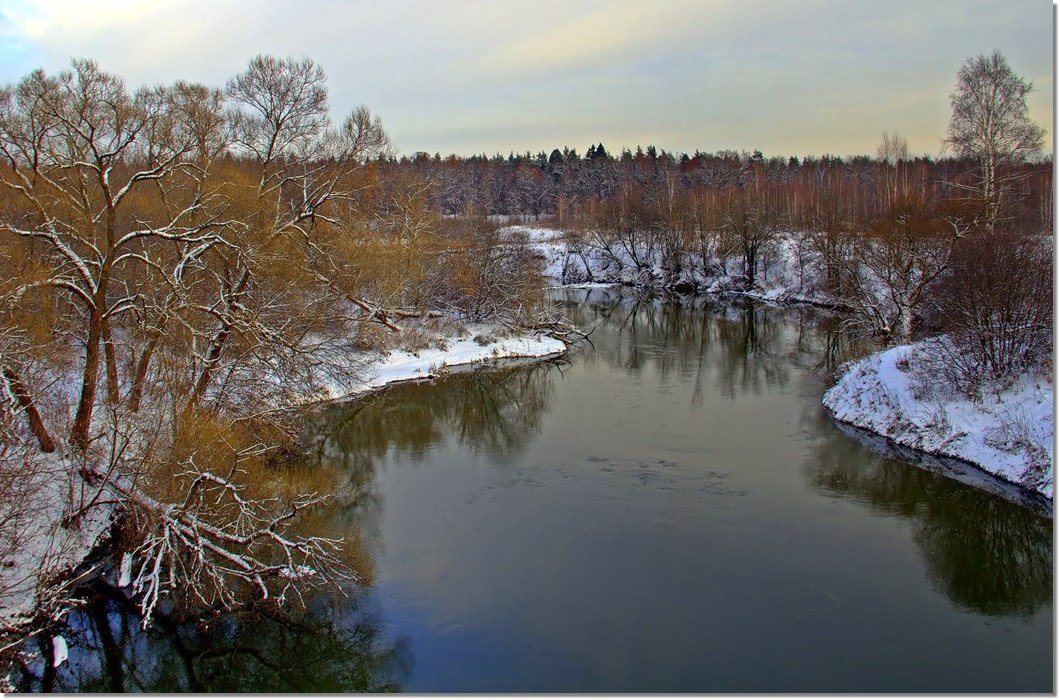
[926,230,1052,394]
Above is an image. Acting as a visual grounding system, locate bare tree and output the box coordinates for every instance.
[803,178,857,298]
[947,51,1046,231]
[876,130,909,165]
[121,443,351,623]
[0,60,236,447]
[843,197,963,340]
[719,186,781,289]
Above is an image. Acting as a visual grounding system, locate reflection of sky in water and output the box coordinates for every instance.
[26,293,1053,693]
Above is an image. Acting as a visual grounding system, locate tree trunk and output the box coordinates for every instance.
[191,269,251,404]
[128,335,159,413]
[192,322,232,403]
[71,308,103,449]
[2,364,56,453]
[983,152,997,232]
[102,317,119,406]
[896,305,914,342]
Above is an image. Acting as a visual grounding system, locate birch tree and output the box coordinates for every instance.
[947,51,1045,231]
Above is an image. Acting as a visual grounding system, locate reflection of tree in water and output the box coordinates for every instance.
[555,290,811,401]
[711,301,791,399]
[447,364,555,460]
[786,306,876,378]
[805,427,1052,618]
[14,584,411,692]
[320,360,558,467]
[304,361,559,568]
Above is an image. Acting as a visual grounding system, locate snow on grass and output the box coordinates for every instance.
[309,327,567,403]
[823,342,1053,498]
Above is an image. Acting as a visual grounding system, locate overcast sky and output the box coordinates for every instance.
[0,0,1052,158]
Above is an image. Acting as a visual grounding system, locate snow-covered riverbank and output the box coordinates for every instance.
[0,451,116,637]
[823,343,1053,499]
[505,224,847,308]
[311,328,568,403]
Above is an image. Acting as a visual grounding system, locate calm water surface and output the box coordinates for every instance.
[31,290,1053,692]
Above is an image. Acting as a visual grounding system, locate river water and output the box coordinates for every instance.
[27,289,1053,692]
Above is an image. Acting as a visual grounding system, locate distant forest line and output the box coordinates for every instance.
[366,146,1052,231]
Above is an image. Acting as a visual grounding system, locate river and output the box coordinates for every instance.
[20,288,1053,693]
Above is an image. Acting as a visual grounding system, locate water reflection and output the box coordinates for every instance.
[14,585,411,692]
[805,421,1052,617]
[317,361,560,469]
[553,287,869,400]
[567,288,1051,619]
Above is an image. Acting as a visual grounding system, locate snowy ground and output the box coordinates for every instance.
[308,326,567,403]
[823,342,1053,499]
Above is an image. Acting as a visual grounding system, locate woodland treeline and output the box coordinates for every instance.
[386,145,1051,232]
[380,71,1051,369]
[389,143,1052,357]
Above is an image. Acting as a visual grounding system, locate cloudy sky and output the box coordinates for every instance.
[0,0,1052,158]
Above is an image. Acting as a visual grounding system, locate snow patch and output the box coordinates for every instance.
[521,226,848,307]
[51,635,68,668]
[118,552,133,588]
[498,224,567,244]
[310,329,567,403]
[0,450,115,632]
